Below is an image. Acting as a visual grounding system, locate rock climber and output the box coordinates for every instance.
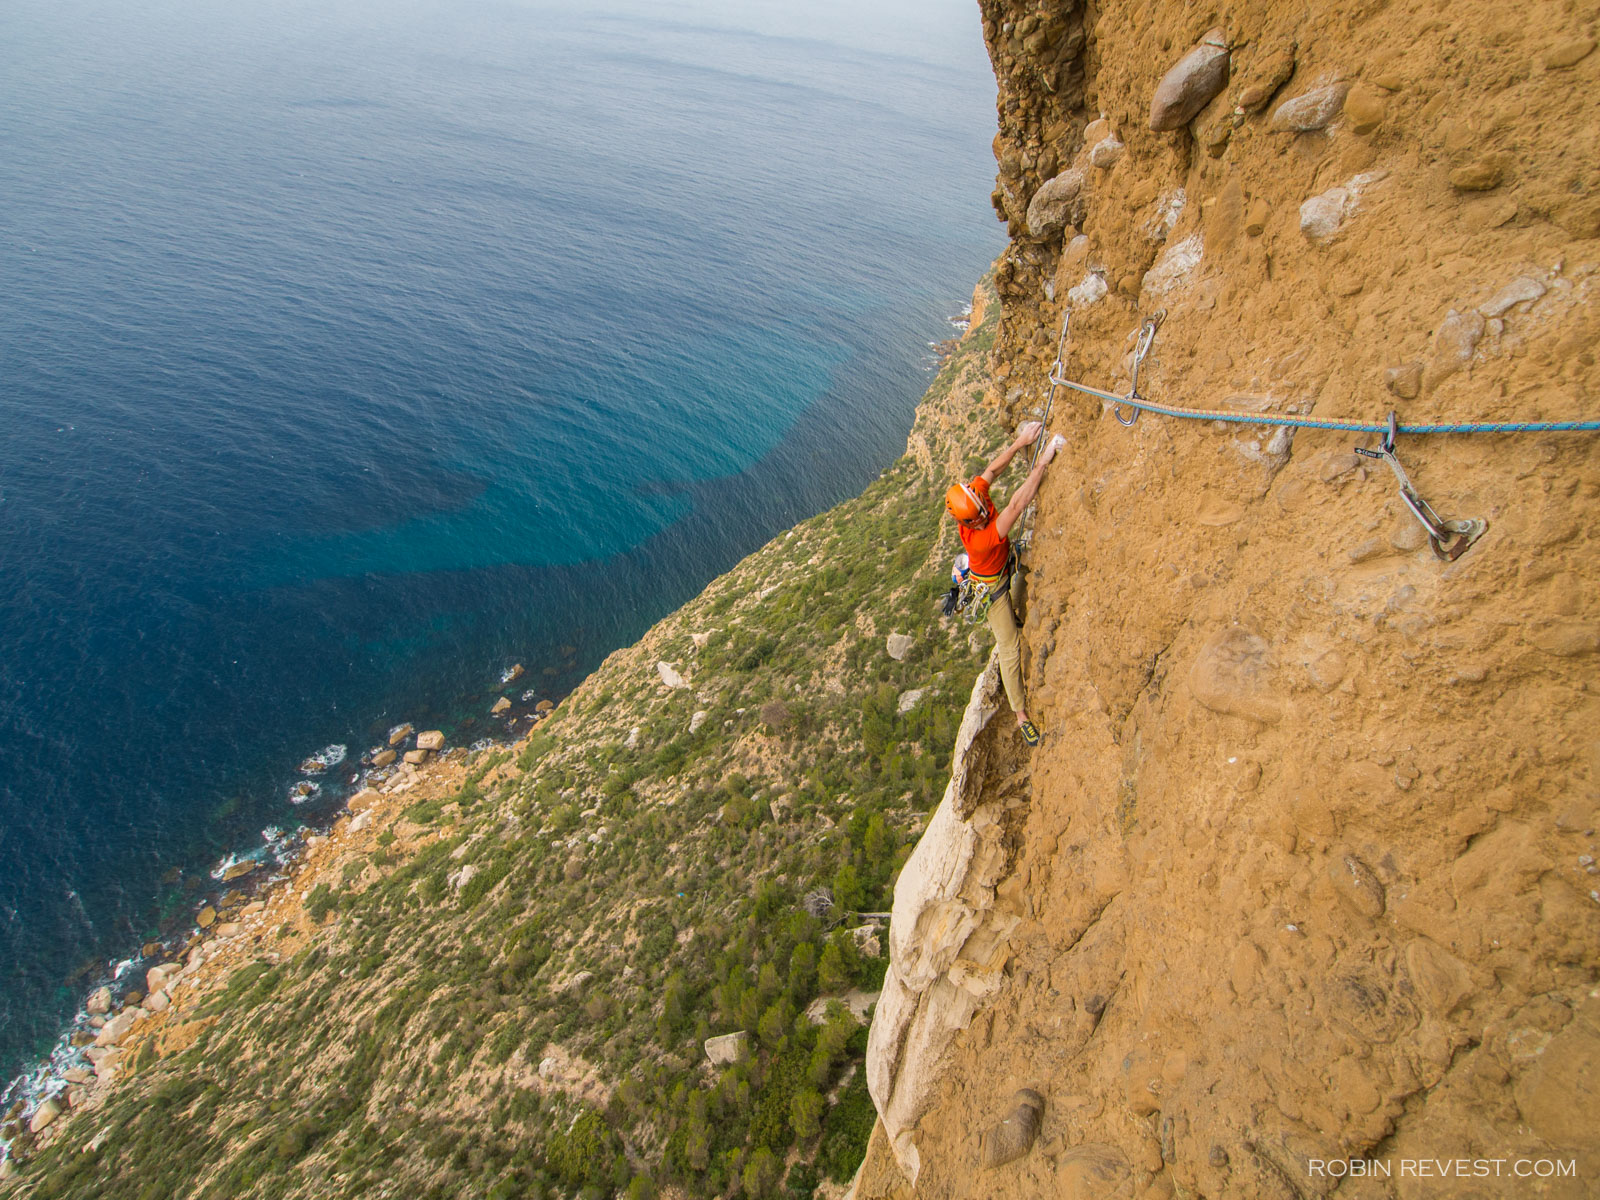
[944,421,1062,747]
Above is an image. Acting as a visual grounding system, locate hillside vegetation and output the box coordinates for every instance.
[8,282,1005,1200]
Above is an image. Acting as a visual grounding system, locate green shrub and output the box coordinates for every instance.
[818,1071,875,1182]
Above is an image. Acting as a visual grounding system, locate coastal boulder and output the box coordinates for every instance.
[403,749,430,765]
[491,696,511,715]
[86,986,112,1015]
[94,1009,143,1049]
[372,749,397,768]
[28,1097,63,1134]
[348,788,382,813]
[415,730,445,752]
[387,723,414,747]
[1149,29,1230,131]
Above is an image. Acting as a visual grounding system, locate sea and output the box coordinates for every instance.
[0,0,1005,1096]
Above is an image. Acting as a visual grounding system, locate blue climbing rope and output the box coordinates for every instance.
[1047,369,1600,436]
[1036,309,1599,561]
[1045,307,1599,435]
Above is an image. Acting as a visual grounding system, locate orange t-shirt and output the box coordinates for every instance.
[957,476,1009,577]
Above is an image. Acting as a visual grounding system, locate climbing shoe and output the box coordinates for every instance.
[1019,719,1041,747]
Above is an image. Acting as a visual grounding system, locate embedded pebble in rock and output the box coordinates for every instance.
[1148,29,1230,131]
[415,730,445,752]
[1141,234,1203,295]
[1271,82,1348,131]
[1544,37,1595,69]
[1024,168,1087,238]
[1188,626,1282,723]
[1529,623,1599,657]
[1066,272,1109,306]
[1450,158,1505,191]
[1243,197,1270,236]
[1384,362,1424,399]
[1479,276,1546,316]
[1236,48,1296,111]
[1431,308,1485,381]
[1329,851,1386,918]
[981,1089,1045,1169]
[1299,187,1352,240]
[1405,940,1475,1016]
[1088,135,1125,169]
[1343,82,1386,133]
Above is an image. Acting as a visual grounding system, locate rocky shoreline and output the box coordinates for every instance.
[0,668,566,1178]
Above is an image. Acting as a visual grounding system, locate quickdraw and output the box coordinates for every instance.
[1354,415,1487,561]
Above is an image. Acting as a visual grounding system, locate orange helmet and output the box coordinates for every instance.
[945,481,988,524]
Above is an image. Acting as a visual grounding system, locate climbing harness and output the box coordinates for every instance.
[943,550,1017,624]
[1030,308,1600,563]
[1353,415,1487,561]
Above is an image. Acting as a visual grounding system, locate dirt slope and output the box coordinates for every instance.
[858,1,1600,1197]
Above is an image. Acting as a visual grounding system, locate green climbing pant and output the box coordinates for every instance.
[984,570,1026,716]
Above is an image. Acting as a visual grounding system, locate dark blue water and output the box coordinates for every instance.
[0,0,1002,1087]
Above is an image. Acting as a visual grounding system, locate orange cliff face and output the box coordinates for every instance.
[856,2,1600,1197]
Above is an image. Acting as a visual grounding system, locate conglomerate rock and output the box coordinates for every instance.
[856,1,1600,1197]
